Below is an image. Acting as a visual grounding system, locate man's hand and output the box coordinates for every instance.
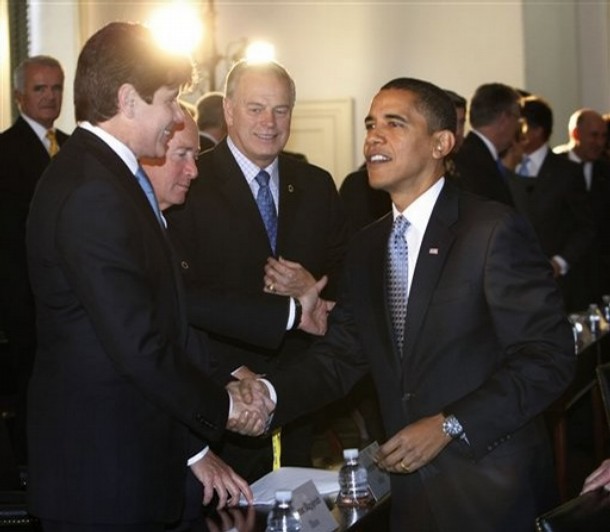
[581,458,610,494]
[226,379,274,436]
[264,257,316,298]
[549,258,562,278]
[297,275,333,336]
[189,450,253,509]
[375,414,450,474]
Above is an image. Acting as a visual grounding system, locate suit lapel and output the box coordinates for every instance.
[78,128,188,341]
[276,155,300,253]
[366,214,402,371]
[401,183,458,373]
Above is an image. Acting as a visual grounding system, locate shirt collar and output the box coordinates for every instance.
[21,113,49,144]
[523,144,549,176]
[79,121,139,174]
[471,129,499,161]
[392,177,445,228]
[227,136,279,185]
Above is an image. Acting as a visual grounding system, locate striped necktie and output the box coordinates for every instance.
[255,169,278,253]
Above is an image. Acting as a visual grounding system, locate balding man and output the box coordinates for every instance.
[554,109,610,305]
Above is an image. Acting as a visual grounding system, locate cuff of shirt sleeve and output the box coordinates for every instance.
[552,255,568,275]
[187,446,209,466]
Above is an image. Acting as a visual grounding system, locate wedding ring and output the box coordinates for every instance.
[267,283,275,292]
[400,460,410,473]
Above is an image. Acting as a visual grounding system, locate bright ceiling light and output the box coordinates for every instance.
[148,2,202,55]
[245,41,276,63]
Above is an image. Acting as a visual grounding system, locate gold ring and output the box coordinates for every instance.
[267,283,275,292]
[400,460,410,473]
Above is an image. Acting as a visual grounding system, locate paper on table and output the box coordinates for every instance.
[240,467,340,506]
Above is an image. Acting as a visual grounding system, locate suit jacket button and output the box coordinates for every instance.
[181,261,189,270]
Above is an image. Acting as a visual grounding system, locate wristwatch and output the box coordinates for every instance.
[442,414,464,439]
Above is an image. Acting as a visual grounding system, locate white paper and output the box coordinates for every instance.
[240,467,340,506]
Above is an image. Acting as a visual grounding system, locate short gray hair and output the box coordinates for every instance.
[13,55,64,92]
[224,59,296,108]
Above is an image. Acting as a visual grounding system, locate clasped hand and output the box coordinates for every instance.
[226,377,275,437]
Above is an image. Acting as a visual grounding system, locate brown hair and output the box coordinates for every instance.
[75,22,193,124]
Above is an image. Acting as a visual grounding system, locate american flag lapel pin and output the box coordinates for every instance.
[429,247,439,255]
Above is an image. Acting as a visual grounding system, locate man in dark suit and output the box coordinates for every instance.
[254,78,575,531]
[508,96,595,311]
[195,91,226,152]
[554,108,610,305]
[25,23,271,531]
[454,82,522,206]
[167,59,348,482]
[0,55,69,465]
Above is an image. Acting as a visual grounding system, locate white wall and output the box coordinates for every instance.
[29,1,80,133]
[11,0,610,179]
[0,0,10,129]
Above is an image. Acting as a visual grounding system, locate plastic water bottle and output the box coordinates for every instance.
[588,303,602,339]
[337,448,373,507]
[602,295,610,323]
[266,490,302,532]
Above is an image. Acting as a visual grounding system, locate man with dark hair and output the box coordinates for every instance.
[0,54,69,465]
[195,91,227,151]
[26,22,271,531]
[454,82,522,205]
[508,96,595,311]
[243,76,575,531]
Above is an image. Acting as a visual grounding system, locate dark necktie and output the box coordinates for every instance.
[255,169,277,252]
[134,166,163,225]
[387,215,410,355]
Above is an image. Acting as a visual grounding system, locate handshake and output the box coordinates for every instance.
[225,366,276,437]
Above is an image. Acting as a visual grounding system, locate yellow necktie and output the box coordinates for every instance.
[46,129,60,157]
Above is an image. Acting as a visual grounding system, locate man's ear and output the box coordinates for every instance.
[432,130,456,159]
[117,84,137,118]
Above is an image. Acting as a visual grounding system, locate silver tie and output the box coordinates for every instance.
[387,215,410,354]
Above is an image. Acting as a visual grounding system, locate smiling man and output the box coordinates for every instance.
[259,78,576,531]
[167,59,348,482]
[0,55,69,465]
[142,109,200,212]
[25,23,271,531]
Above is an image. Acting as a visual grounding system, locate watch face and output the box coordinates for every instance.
[444,416,463,437]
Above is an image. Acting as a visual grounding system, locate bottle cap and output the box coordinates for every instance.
[275,490,292,503]
[343,448,359,460]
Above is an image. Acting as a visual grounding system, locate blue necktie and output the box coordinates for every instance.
[255,170,277,252]
[387,215,410,355]
[134,166,163,225]
[517,155,531,177]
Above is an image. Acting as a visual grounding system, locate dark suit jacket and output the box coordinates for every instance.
[271,180,575,531]
[167,139,348,379]
[508,150,595,266]
[25,127,229,525]
[555,150,610,302]
[454,132,514,206]
[0,117,69,341]
[166,139,348,480]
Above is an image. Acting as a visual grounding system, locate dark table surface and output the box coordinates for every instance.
[201,493,390,531]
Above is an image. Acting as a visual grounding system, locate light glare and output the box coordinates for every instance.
[245,41,276,63]
[148,3,202,55]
